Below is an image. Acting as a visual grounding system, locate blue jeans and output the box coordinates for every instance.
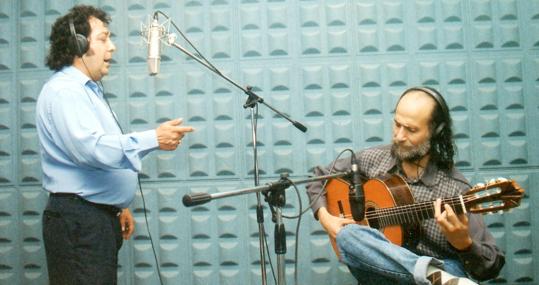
[336,224,468,285]
[42,194,123,285]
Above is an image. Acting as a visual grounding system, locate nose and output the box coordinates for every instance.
[109,40,116,52]
[393,126,406,142]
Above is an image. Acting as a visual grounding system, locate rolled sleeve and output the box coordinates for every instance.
[455,214,505,281]
[306,166,330,219]
[306,156,354,219]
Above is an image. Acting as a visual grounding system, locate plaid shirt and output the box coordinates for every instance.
[306,144,505,281]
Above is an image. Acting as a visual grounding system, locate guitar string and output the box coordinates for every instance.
[370,189,478,225]
[337,180,515,228]
[369,194,474,218]
[372,195,474,227]
[402,184,504,215]
[362,194,479,226]
[365,192,507,227]
[339,194,476,221]
[365,180,508,220]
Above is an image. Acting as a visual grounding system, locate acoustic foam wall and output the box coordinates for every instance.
[0,0,538,284]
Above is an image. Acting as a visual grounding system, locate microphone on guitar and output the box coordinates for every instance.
[349,155,365,221]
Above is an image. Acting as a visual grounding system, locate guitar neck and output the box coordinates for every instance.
[373,196,467,227]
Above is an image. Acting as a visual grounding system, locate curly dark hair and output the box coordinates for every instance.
[46,5,110,71]
[427,94,456,172]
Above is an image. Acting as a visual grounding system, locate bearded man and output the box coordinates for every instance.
[306,87,504,285]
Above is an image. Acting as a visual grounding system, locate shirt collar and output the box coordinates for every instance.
[388,154,439,187]
[420,161,438,186]
[61,66,102,97]
[61,66,92,85]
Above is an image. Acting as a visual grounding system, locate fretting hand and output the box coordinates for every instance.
[434,198,473,251]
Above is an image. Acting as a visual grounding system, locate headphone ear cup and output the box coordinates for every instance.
[69,18,88,56]
[434,122,445,136]
[74,34,88,56]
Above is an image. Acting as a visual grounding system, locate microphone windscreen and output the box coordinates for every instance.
[147,19,162,76]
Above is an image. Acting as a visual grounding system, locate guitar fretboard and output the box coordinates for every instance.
[369,196,467,228]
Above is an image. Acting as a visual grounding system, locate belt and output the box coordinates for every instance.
[49,193,122,217]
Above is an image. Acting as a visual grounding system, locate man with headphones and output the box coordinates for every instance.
[36,5,194,284]
[306,87,505,285]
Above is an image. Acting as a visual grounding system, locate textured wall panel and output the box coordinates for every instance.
[0,188,17,284]
[19,12,43,69]
[0,1,13,71]
[18,75,45,185]
[471,57,532,170]
[0,76,13,184]
[482,174,536,284]
[528,0,539,49]
[306,212,355,285]
[20,189,47,285]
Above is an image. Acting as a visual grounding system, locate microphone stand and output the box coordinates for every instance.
[166,35,307,285]
[167,41,307,132]
[183,171,351,285]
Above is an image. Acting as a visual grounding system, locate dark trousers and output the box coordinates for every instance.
[42,194,123,285]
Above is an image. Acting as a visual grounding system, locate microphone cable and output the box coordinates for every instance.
[145,11,280,283]
[288,148,357,219]
[152,10,221,76]
[405,155,473,189]
[136,175,164,285]
[250,103,278,285]
[77,65,165,285]
[277,176,302,285]
[97,80,165,285]
[279,148,358,285]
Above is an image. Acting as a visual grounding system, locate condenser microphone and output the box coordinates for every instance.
[349,156,365,221]
[147,16,163,76]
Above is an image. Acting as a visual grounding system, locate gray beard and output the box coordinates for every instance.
[391,139,431,162]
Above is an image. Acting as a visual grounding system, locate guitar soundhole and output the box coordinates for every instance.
[365,207,380,229]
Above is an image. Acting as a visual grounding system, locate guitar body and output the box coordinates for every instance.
[325,174,524,257]
[326,174,420,256]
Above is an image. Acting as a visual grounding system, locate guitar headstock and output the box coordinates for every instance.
[464,178,524,214]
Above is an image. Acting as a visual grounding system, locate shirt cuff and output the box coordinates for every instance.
[311,197,328,220]
[456,240,481,268]
[134,129,159,150]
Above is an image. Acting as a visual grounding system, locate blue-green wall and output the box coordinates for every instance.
[0,0,538,284]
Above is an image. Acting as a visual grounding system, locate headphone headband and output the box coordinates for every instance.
[400,86,449,136]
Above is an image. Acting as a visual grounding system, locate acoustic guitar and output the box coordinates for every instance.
[325,174,524,257]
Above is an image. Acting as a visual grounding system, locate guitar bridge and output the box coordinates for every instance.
[337,200,345,218]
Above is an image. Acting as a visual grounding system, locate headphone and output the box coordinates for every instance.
[69,18,121,132]
[69,18,88,56]
[399,86,450,136]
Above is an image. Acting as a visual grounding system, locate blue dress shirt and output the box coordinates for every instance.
[36,66,159,208]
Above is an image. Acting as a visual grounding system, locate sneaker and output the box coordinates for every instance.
[427,270,478,285]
